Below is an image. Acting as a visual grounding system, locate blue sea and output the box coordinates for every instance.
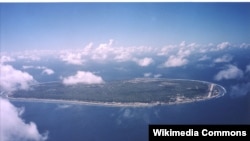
[11,92,249,141]
[6,49,250,141]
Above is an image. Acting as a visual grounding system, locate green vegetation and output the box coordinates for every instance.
[10,78,222,104]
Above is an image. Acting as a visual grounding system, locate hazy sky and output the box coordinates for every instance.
[1,3,250,51]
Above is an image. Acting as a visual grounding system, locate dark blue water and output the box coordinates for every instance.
[7,48,250,140]
[11,93,249,141]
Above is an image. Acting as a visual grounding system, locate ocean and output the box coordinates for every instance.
[5,49,250,141]
[11,93,249,141]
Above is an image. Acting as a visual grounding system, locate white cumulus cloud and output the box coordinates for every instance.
[0,64,36,92]
[177,48,191,58]
[22,65,34,69]
[214,54,233,63]
[91,39,114,61]
[240,43,250,48]
[154,74,162,78]
[0,98,48,141]
[22,65,54,75]
[214,65,243,81]
[62,71,104,85]
[217,42,230,49]
[0,55,15,64]
[17,55,41,61]
[157,45,176,56]
[42,68,54,75]
[144,73,152,77]
[59,52,84,65]
[211,42,230,51]
[114,52,132,62]
[179,41,186,47]
[162,55,188,67]
[134,57,153,67]
[57,40,156,64]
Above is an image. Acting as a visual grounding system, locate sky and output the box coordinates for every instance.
[1,3,250,51]
[1,3,250,141]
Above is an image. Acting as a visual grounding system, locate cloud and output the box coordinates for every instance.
[3,40,250,74]
[177,49,191,58]
[57,40,156,64]
[230,83,250,98]
[162,55,188,67]
[187,42,197,48]
[211,42,230,51]
[90,39,114,61]
[59,52,84,65]
[54,40,227,67]
[179,41,186,47]
[0,64,36,92]
[157,45,176,56]
[0,55,15,64]
[17,55,41,61]
[114,52,132,62]
[0,98,48,141]
[62,71,104,85]
[143,73,162,78]
[22,65,54,75]
[214,65,243,81]
[154,74,162,78]
[81,42,93,56]
[240,43,250,48]
[22,65,34,69]
[134,57,153,67]
[144,73,152,77]
[214,54,233,63]
[159,41,195,68]
[42,68,54,75]
[217,42,230,49]
[91,52,108,61]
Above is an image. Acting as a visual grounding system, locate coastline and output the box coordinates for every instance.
[7,91,224,108]
[2,78,227,107]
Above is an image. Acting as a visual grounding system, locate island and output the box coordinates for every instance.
[4,78,226,106]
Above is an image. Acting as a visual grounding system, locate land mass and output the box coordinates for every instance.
[3,78,226,106]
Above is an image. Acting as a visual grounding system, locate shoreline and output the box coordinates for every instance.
[1,78,226,107]
[7,92,224,107]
